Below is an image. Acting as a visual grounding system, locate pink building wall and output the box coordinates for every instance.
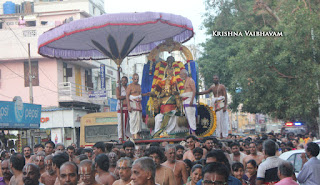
[0,58,59,107]
[0,10,99,107]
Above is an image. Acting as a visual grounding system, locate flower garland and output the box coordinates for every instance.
[197,102,217,137]
[147,61,185,113]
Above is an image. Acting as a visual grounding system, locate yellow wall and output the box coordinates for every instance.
[75,66,82,96]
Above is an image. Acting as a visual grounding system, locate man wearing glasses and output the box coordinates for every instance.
[113,157,133,185]
[79,160,100,185]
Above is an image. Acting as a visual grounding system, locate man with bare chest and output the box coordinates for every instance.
[229,142,247,164]
[198,75,228,138]
[183,135,198,162]
[112,157,133,185]
[148,147,175,185]
[40,155,57,185]
[95,154,116,185]
[243,142,264,169]
[162,145,188,185]
[79,160,102,185]
[23,146,32,164]
[126,73,149,139]
[180,69,197,135]
[9,153,25,185]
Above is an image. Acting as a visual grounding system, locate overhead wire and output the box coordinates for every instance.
[5,22,59,90]
[1,63,58,94]
[0,92,14,99]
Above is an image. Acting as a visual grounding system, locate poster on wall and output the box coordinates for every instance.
[50,128,62,144]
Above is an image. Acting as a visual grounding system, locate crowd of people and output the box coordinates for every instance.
[0,131,319,185]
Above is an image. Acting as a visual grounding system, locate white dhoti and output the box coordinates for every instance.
[153,110,188,136]
[129,95,143,135]
[181,92,196,131]
[117,105,131,139]
[212,96,229,137]
[117,88,131,139]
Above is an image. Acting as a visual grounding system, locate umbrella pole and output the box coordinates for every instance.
[118,65,124,142]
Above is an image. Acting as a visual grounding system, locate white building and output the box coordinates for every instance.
[0,0,105,16]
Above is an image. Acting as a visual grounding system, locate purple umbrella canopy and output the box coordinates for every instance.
[38,12,194,64]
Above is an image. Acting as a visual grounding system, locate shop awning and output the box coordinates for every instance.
[0,100,41,129]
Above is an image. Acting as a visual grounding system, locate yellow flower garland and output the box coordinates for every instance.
[147,61,185,113]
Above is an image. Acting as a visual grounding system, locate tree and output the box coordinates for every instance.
[199,0,320,133]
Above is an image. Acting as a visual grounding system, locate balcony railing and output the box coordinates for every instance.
[58,82,107,105]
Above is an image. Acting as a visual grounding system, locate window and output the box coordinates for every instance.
[85,69,93,90]
[92,6,96,15]
[287,153,303,173]
[63,62,72,84]
[26,21,36,27]
[63,62,68,83]
[23,30,37,37]
[294,153,303,172]
[112,81,116,96]
[24,61,39,87]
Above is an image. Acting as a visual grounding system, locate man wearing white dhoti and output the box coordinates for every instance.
[180,69,197,135]
[116,76,131,142]
[126,73,149,139]
[198,75,228,138]
[128,95,143,136]
[212,96,229,138]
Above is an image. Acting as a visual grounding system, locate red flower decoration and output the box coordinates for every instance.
[179,86,184,90]
[159,71,164,74]
[177,78,183,82]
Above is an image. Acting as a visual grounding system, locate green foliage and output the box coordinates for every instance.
[199,0,320,129]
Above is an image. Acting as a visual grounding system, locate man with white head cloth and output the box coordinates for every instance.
[180,69,197,135]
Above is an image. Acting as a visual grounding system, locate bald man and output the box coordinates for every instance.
[1,160,13,185]
[112,157,133,185]
[126,73,149,139]
[22,164,41,185]
[79,160,101,185]
[162,145,188,185]
[59,162,79,185]
[180,69,197,135]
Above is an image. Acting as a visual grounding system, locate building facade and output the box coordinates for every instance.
[0,0,117,147]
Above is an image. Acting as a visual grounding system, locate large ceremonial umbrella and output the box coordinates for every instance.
[38,11,193,140]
